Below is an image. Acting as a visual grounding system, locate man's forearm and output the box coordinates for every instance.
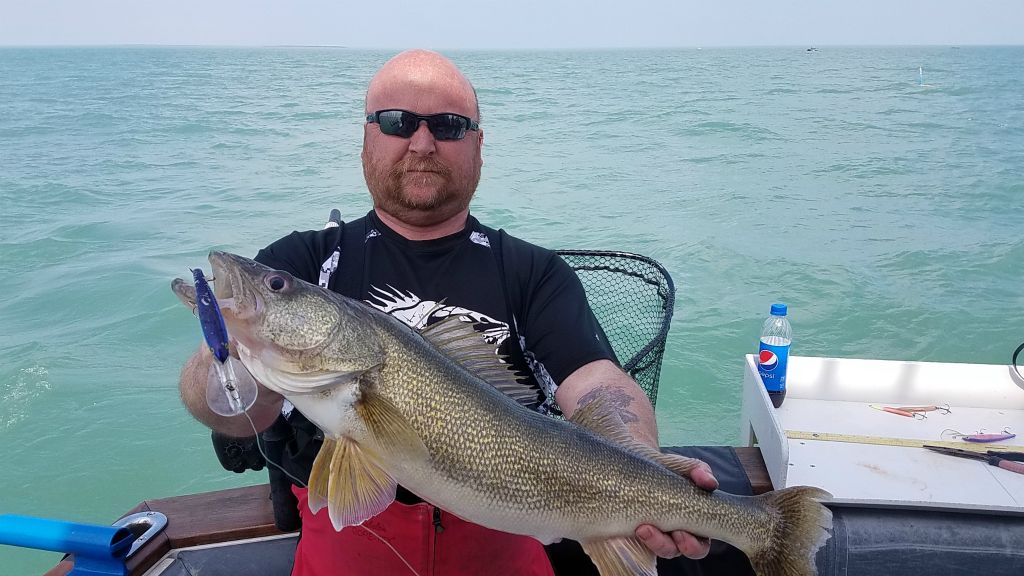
[180,345,283,437]
[581,379,660,448]
[555,359,660,448]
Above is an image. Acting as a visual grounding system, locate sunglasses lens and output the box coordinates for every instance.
[376,110,417,137]
[372,110,472,140]
[427,115,468,141]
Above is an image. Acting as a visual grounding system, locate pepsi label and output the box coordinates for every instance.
[757,340,790,392]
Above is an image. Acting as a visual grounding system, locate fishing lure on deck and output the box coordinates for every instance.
[191,268,258,417]
[893,404,951,415]
[869,404,927,419]
[942,428,1017,443]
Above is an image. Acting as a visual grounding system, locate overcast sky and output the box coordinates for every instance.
[2,1,1022,48]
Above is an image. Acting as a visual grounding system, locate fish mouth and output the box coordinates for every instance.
[208,250,262,322]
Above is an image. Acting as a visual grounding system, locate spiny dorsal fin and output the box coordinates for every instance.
[420,316,540,406]
[580,536,657,576]
[570,392,705,478]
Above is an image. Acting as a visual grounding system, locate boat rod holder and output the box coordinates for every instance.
[0,514,135,575]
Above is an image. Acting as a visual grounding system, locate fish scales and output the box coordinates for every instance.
[373,316,770,544]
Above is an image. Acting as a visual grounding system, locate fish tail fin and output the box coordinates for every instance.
[749,486,832,576]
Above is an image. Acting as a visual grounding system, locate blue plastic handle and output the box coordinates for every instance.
[0,514,132,575]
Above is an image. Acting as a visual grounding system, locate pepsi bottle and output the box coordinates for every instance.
[758,303,792,408]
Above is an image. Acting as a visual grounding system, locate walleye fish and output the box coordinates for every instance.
[172,251,832,576]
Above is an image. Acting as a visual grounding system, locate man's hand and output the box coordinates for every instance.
[636,456,718,560]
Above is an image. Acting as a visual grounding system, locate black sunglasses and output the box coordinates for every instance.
[366,109,479,141]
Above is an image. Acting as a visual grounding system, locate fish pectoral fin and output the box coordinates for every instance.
[308,436,398,531]
[356,376,429,461]
[580,537,657,576]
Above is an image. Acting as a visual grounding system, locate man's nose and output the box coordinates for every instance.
[407,121,436,154]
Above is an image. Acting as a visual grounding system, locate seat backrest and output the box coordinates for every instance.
[555,250,675,408]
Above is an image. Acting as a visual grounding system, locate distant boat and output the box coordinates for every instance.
[807,47,818,52]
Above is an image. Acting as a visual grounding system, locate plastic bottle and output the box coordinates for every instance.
[758,303,792,408]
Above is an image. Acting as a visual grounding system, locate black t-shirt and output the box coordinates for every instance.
[254,210,615,489]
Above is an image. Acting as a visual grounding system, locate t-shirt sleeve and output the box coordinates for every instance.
[253,230,330,284]
[518,251,618,386]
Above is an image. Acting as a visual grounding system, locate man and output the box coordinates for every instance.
[48,49,717,576]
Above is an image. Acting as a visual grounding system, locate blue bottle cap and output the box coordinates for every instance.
[770,303,788,316]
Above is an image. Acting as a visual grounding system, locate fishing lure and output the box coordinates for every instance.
[191,268,257,417]
[893,404,951,415]
[869,404,926,419]
[192,268,231,363]
[962,431,1017,443]
[943,428,1017,443]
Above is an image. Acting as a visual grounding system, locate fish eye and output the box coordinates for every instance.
[265,274,289,292]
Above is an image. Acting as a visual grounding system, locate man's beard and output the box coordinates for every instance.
[365,155,480,226]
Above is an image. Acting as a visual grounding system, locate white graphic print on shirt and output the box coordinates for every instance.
[364,284,560,413]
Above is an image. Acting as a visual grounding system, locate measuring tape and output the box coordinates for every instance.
[785,430,1024,454]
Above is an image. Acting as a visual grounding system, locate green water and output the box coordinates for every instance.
[1,46,1022,572]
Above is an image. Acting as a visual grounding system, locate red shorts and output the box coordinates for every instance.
[290,486,555,576]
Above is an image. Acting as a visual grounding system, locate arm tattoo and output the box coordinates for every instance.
[576,385,639,425]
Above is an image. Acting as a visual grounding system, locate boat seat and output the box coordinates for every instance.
[556,250,675,408]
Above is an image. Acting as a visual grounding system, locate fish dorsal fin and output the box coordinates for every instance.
[570,392,705,477]
[419,317,539,406]
[580,537,657,576]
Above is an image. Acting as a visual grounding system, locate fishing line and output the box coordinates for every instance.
[240,409,307,488]
[360,524,422,576]
[241,409,421,576]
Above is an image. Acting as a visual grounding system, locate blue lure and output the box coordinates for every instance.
[192,268,231,363]
[190,267,257,416]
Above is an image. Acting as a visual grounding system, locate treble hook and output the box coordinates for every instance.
[942,428,1017,443]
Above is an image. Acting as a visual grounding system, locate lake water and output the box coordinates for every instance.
[1,46,1022,572]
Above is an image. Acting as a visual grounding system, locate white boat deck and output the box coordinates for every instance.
[740,355,1024,513]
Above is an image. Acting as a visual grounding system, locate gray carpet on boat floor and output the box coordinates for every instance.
[158,536,297,576]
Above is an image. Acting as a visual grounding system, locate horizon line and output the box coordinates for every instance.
[1,42,1023,50]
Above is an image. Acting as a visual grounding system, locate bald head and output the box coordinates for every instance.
[366,50,479,119]
[360,50,484,236]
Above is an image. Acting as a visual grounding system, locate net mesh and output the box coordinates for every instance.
[556,250,675,408]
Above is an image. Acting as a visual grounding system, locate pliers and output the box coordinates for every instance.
[923,445,1024,475]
